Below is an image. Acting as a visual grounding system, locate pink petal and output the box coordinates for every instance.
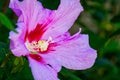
[40,54,62,72]
[54,32,70,42]
[28,53,62,72]
[9,22,29,57]
[42,0,83,40]
[28,56,59,80]
[53,32,97,70]
[9,0,52,33]
[9,0,83,40]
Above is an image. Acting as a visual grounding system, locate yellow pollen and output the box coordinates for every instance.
[38,40,49,52]
[25,37,53,53]
[25,40,49,53]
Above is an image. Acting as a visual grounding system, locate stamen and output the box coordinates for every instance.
[47,36,54,43]
[25,37,53,53]
[38,40,49,52]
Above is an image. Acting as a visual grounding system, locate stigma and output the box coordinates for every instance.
[25,37,53,53]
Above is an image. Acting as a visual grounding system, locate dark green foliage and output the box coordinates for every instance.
[0,0,120,80]
[0,42,8,62]
[38,0,60,10]
[0,12,15,32]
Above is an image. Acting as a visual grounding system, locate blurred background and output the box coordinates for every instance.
[0,0,120,80]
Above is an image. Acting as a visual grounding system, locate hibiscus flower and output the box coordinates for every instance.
[9,0,97,80]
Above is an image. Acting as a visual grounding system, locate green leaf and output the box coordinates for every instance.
[11,57,25,73]
[0,12,15,31]
[38,0,60,10]
[0,42,8,62]
[99,39,120,57]
[95,58,118,74]
[7,59,34,80]
[60,68,82,80]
